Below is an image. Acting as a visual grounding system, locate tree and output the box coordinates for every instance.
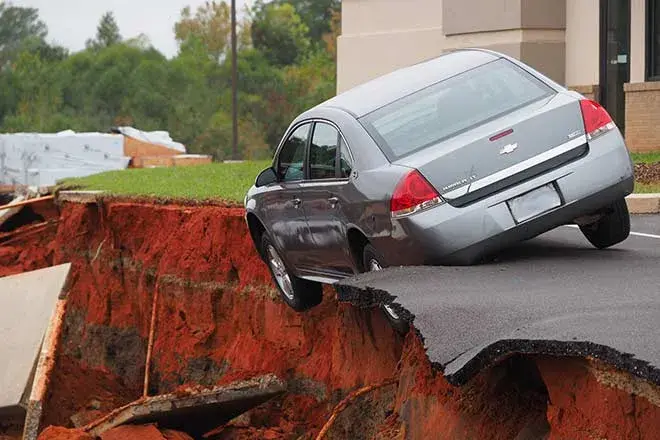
[250,1,310,66]
[175,1,231,62]
[20,37,69,62]
[1,51,65,132]
[322,7,341,60]
[0,3,48,66]
[278,0,340,45]
[86,12,122,50]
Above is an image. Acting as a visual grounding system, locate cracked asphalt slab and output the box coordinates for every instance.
[336,214,660,386]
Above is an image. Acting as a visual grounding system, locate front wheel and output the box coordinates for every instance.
[362,244,410,335]
[579,198,631,249]
[261,234,322,312]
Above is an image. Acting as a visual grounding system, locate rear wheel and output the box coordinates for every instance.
[362,244,410,335]
[261,234,322,312]
[579,198,631,249]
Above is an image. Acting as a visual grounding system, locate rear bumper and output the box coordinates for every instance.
[379,129,635,266]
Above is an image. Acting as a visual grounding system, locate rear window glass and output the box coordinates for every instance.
[360,58,554,160]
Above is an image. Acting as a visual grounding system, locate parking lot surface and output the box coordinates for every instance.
[338,215,660,386]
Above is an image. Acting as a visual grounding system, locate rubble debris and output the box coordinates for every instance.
[315,378,398,440]
[0,265,71,440]
[99,424,193,440]
[0,265,71,414]
[37,426,93,440]
[84,375,286,438]
[0,195,55,213]
[0,195,26,229]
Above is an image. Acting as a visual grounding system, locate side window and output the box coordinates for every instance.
[309,123,339,180]
[277,124,310,182]
[339,137,353,179]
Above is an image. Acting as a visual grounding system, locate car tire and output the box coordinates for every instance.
[579,198,631,249]
[362,244,410,335]
[261,234,322,312]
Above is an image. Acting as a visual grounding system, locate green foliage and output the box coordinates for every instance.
[0,3,48,66]
[174,1,231,62]
[631,152,660,164]
[86,12,122,50]
[0,1,340,162]
[635,182,660,193]
[276,0,340,45]
[59,161,271,202]
[251,1,311,66]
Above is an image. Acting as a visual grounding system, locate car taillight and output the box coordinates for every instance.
[390,169,443,218]
[580,99,615,140]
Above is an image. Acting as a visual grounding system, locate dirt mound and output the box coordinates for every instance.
[5,198,658,439]
[634,162,660,184]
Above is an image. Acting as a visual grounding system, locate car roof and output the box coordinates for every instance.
[316,48,501,118]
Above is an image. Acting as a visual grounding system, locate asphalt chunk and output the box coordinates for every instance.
[336,221,660,386]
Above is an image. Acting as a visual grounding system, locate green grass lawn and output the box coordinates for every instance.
[58,161,271,202]
[635,182,660,194]
[631,152,660,164]
[58,154,660,202]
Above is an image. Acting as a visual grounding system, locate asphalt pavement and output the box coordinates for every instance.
[336,215,660,386]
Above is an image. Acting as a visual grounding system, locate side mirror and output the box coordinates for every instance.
[255,167,278,187]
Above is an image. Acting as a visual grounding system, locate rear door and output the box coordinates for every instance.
[301,122,355,276]
[266,123,314,269]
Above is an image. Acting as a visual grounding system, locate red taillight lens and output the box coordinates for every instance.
[390,170,443,218]
[579,99,615,140]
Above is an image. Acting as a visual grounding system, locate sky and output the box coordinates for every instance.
[12,0,248,58]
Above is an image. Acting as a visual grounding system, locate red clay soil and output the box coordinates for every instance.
[37,424,193,440]
[41,201,402,434]
[40,354,139,430]
[537,356,660,440]
[22,198,660,439]
[37,427,93,440]
[0,199,59,277]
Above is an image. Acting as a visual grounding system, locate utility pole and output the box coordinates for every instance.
[231,0,239,160]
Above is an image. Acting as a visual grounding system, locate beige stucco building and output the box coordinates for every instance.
[337,0,660,153]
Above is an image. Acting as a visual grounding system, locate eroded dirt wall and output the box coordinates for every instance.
[43,201,403,435]
[25,199,660,439]
[0,199,59,277]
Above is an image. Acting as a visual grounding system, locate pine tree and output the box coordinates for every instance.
[86,12,121,50]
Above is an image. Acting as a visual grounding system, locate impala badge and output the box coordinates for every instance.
[500,143,518,155]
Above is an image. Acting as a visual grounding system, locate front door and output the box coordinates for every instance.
[600,0,630,132]
[301,122,355,276]
[267,123,314,270]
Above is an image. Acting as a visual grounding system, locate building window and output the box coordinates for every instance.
[648,0,660,80]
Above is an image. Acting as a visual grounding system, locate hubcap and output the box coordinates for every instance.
[367,258,400,320]
[267,245,295,301]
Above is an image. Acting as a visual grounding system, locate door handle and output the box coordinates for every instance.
[328,197,339,208]
[292,198,302,208]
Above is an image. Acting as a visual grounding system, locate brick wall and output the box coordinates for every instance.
[569,84,600,101]
[624,81,660,153]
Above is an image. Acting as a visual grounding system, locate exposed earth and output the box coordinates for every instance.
[0,195,659,439]
[634,161,660,184]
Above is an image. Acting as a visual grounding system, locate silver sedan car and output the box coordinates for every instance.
[244,48,634,331]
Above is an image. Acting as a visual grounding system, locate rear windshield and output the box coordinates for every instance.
[360,58,555,160]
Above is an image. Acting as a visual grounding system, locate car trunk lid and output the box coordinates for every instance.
[397,93,587,207]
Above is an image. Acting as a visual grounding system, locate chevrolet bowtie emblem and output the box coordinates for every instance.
[500,143,518,155]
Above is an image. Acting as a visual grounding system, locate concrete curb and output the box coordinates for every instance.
[57,190,105,203]
[626,194,660,214]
